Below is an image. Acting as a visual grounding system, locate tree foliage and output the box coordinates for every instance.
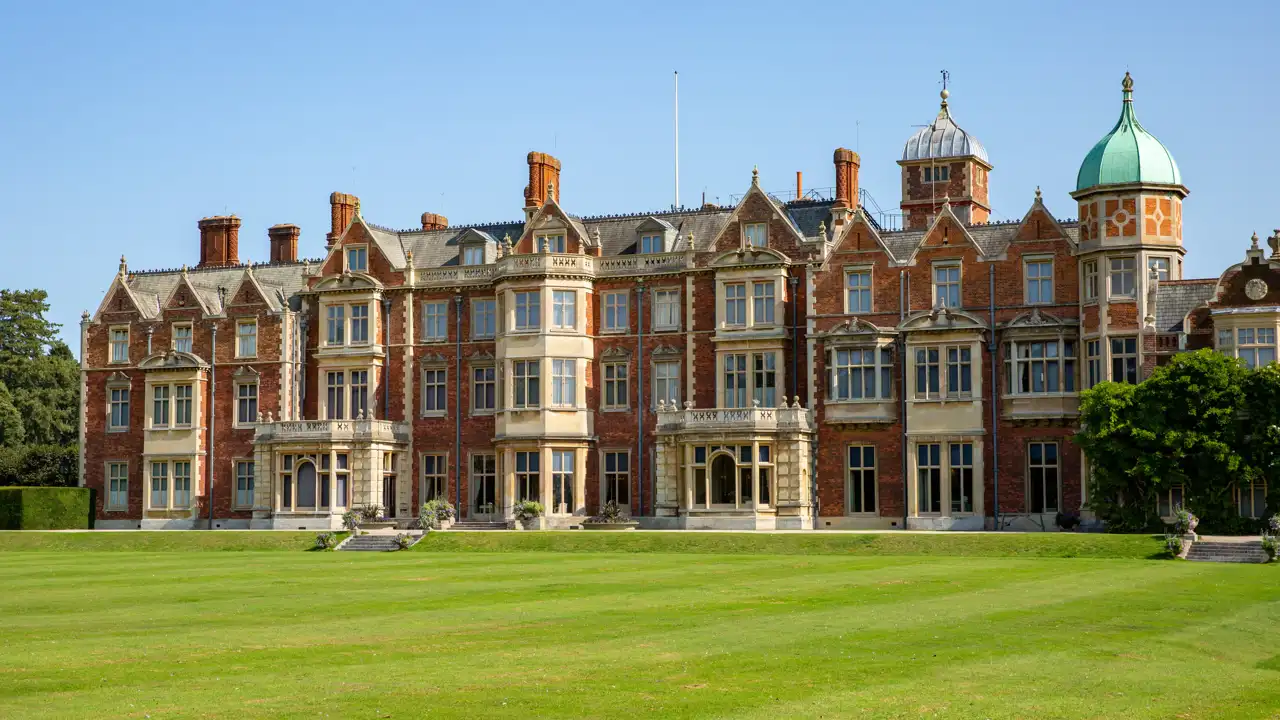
[1079,349,1274,533]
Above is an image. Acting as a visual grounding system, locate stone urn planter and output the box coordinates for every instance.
[582,521,639,531]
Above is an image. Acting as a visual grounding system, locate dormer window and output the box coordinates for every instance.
[462,246,484,266]
[539,234,566,253]
[744,223,767,248]
[346,246,368,272]
[640,234,664,254]
[923,166,950,183]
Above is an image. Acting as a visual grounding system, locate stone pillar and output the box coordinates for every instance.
[751,440,760,510]
[574,447,587,516]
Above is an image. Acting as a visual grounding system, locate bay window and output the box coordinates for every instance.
[828,347,893,401]
[552,450,574,513]
[1110,337,1138,384]
[752,281,775,325]
[551,359,576,408]
[752,354,776,407]
[1109,257,1136,297]
[914,345,973,400]
[515,451,540,502]
[552,290,576,329]
[349,305,368,344]
[1236,328,1277,369]
[514,291,540,331]
[724,284,746,326]
[1085,339,1102,388]
[1083,260,1098,302]
[512,360,540,409]
[723,354,748,408]
[148,460,191,510]
[324,301,373,347]
[1004,339,1076,395]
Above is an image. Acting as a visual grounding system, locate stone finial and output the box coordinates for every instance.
[657,400,666,411]
[752,398,760,408]
[256,410,264,422]
[118,255,127,275]
[791,396,801,408]
[1035,186,1042,202]
[779,397,789,409]
[181,264,189,276]
[751,166,759,186]
[265,411,273,423]
[406,249,414,263]
[1269,230,1280,258]
[1251,232,1260,250]
[80,310,90,322]
[577,237,585,255]
[683,400,693,410]
[540,236,549,253]
[590,226,601,247]
[503,233,513,255]
[817,220,826,240]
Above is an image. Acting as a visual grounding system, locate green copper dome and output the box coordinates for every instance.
[1076,73,1181,192]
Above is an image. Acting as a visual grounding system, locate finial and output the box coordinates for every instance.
[1122,71,1133,95]
[547,182,555,202]
[752,166,759,186]
[540,236,548,253]
[1251,232,1260,250]
[405,249,413,262]
[1270,230,1280,257]
[817,220,826,239]
[118,255,127,274]
[940,69,950,108]
[81,310,90,322]
[181,263,189,276]
[1035,186,1042,201]
[354,197,362,216]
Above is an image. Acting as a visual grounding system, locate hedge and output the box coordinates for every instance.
[0,487,92,529]
[0,445,79,487]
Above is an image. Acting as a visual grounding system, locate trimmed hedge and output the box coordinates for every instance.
[0,487,92,529]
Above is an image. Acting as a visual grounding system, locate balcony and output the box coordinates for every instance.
[416,265,498,286]
[496,253,595,279]
[656,402,814,434]
[253,419,411,445]
[596,252,692,276]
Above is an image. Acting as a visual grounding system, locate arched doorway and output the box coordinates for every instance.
[295,461,317,509]
[711,454,736,506]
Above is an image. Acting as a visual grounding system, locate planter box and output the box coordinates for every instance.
[582,522,639,531]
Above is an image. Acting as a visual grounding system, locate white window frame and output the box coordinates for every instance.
[653,289,681,331]
[1004,339,1077,396]
[602,450,631,508]
[1085,339,1102,389]
[847,445,877,515]
[752,353,777,408]
[106,461,129,511]
[108,386,130,431]
[845,268,872,314]
[932,263,961,309]
[551,358,576,408]
[913,344,974,400]
[512,360,540,409]
[1148,256,1171,282]
[723,353,748,408]
[1108,256,1136,298]
[752,281,776,326]
[1235,327,1277,369]
[471,364,495,414]
[109,326,130,364]
[462,246,484,266]
[1027,441,1061,514]
[603,292,628,333]
[471,453,498,514]
[552,290,576,330]
[603,361,628,410]
[422,366,447,416]
[724,283,746,327]
[236,320,257,358]
[236,381,258,426]
[1083,260,1099,302]
[325,371,345,420]
[743,223,767,248]
[1024,257,1054,305]
[234,460,255,510]
[514,451,540,503]
[639,235,664,254]
[346,245,368,272]
[349,304,369,345]
[151,384,170,429]
[349,369,369,419]
[471,298,495,340]
[828,346,893,402]
[653,360,680,409]
[514,291,541,331]
[326,305,345,346]
[421,301,448,342]
[551,449,575,514]
[1109,336,1138,384]
[172,323,193,354]
[173,384,193,427]
[538,234,567,253]
[421,453,446,503]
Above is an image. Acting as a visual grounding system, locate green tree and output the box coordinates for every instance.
[0,381,25,448]
[0,291,79,449]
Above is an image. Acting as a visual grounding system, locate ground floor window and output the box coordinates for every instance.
[422,453,446,502]
[279,453,349,512]
[1157,484,1184,519]
[235,461,254,509]
[149,462,168,509]
[516,451,539,502]
[687,444,771,509]
[1027,442,1060,514]
[917,444,942,514]
[472,454,497,514]
[949,443,974,514]
[552,450,574,514]
[847,446,876,514]
[1237,482,1268,519]
[603,451,630,507]
[107,462,128,510]
[147,459,192,510]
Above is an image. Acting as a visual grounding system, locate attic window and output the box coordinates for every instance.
[744,223,767,248]
[539,234,566,253]
[640,235,664,254]
[346,246,368,272]
[923,166,950,183]
[463,246,484,266]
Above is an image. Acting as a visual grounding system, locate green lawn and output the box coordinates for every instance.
[1,542,1277,719]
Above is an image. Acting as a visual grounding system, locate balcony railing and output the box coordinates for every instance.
[596,252,692,276]
[253,419,411,445]
[656,402,814,433]
[413,251,694,288]
[496,253,595,278]
[416,265,498,286]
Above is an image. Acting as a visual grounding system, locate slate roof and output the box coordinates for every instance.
[1155,279,1216,332]
[902,100,990,164]
[125,261,316,317]
[873,219,1078,263]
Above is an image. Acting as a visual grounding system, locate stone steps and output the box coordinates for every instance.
[339,535,404,552]
[447,522,509,531]
[1185,541,1269,564]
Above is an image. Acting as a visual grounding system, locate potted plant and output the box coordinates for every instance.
[583,501,639,531]
[1164,533,1185,559]
[357,504,396,531]
[512,500,544,530]
[314,532,339,551]
[1172,505,1198,539]
[419,499,456,530]
[1054,511,1081,532]
[342,510,361,535]
[394,532,415,550]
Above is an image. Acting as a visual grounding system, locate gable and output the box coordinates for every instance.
[828,210,895,264]
[709,186,809,256]
[1014,202,1071,243]
[517,201,586,254]
[920,211,979,252]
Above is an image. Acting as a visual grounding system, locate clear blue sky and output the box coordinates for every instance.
[1,1,1276,350]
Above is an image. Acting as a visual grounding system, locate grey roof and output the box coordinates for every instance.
[586,209,731,256]
[1156,280,1216,332]
[784,201,835,240]
[126,262,314,317]
[401,222,526,269]
[902,101,989,164]
[873,217,1079,264]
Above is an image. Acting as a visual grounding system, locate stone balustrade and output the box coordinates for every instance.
[595,252,692,276]
[655,401,814,433]
[496,253,595,278]
[253,418,411,444]
[411,252,693,286]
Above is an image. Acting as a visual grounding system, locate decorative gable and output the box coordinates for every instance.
[1013,193,1073,244]
[918,204,981,254]
[709,178,809,255]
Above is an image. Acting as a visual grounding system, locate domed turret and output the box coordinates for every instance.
[898,80,993,229]
[1076,73,1181,191]
[902,89,989,164]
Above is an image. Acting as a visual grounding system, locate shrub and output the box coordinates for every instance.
[395,532,414,550]
[420,499,456,528]
[588,500,631,524]
[513,500,543,522]
[0,486,91,529]
[1163,534,1184,558]
[0,445,79,487]
[1171,506,1198,536]
[1054,511,1081,532]
[314,532,338,551]
[1261,534,1278,561]
[358,504,383,522]
[1268,514,1280,535]
[341,510,361,533]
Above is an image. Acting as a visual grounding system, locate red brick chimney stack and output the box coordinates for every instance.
[327,192,359,247]
[832,148,861,210]
[523,151,562,211]
[421,213,449,231]
[268,224,300,263]
[197,216,241,268]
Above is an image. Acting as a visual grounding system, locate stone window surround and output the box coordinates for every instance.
[233,458,255,511]
[235,319,258,359]
[715,267,785,332]
[145,456,196,512]
[650,286,682,332]
[275,451,352,514]
[345,244,369,273]
[421,451,448,503]
[1107,255,1137,299]
[420,360,447,418]
[320,366,376,420]
[742,222,768,249]
[1001,333,1079,398]
[1022,254,1055,306]
[505,285,587,336]
[535,232,568,254]
[601,359,629,411]
[171,322,194,353]
[1156,484,1184,521]
[105,460,129,512]
[1082,259,1099,304]
[106,373,131,432]
[109,325,130,364]
[599,448,632,511]
[843,264,873,315]
[469,451,498,515]
[906,339,980,403]
[931,260,962,309]
[551,289,578,331]
[1236,481,1268,519]
[421,300,451,343]
[468,356,496,416]
[470,297,496,340]
[845,444,878,516]
[639,234,665,254]
[651,355,681,410]
[825,341,894,403]
[1214,313,1280,370]
[906,438,984,519]
[232,368,260,428]
[321,296,378,349]
[601,291,629,334]
[684,441,774,511]
[147,378,196,430]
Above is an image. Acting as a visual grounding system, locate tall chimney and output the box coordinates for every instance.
[832,148,861,210]
[327,192,359,247]
[523,151,562,212]
[421,212,449,231]
[268,224,300,263]
[796,171,803,201]
[197,216,241,268]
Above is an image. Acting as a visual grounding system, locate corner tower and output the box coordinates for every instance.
[898,81,991,229]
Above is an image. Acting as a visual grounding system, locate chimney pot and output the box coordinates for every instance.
[197,215,242,268]
[327,192,360,247]
[421,212,449,231]
[832,148,861,210]
[268,224,301,264]
[524,151,562,212]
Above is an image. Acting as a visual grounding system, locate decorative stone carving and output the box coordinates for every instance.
[1245,278,1269,301]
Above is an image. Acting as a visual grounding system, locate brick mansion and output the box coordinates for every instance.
[78,73,1278,530]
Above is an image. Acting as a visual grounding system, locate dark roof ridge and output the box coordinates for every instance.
[127,258,322,277]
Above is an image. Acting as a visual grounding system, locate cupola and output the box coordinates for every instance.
[1075,73,1182,192]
